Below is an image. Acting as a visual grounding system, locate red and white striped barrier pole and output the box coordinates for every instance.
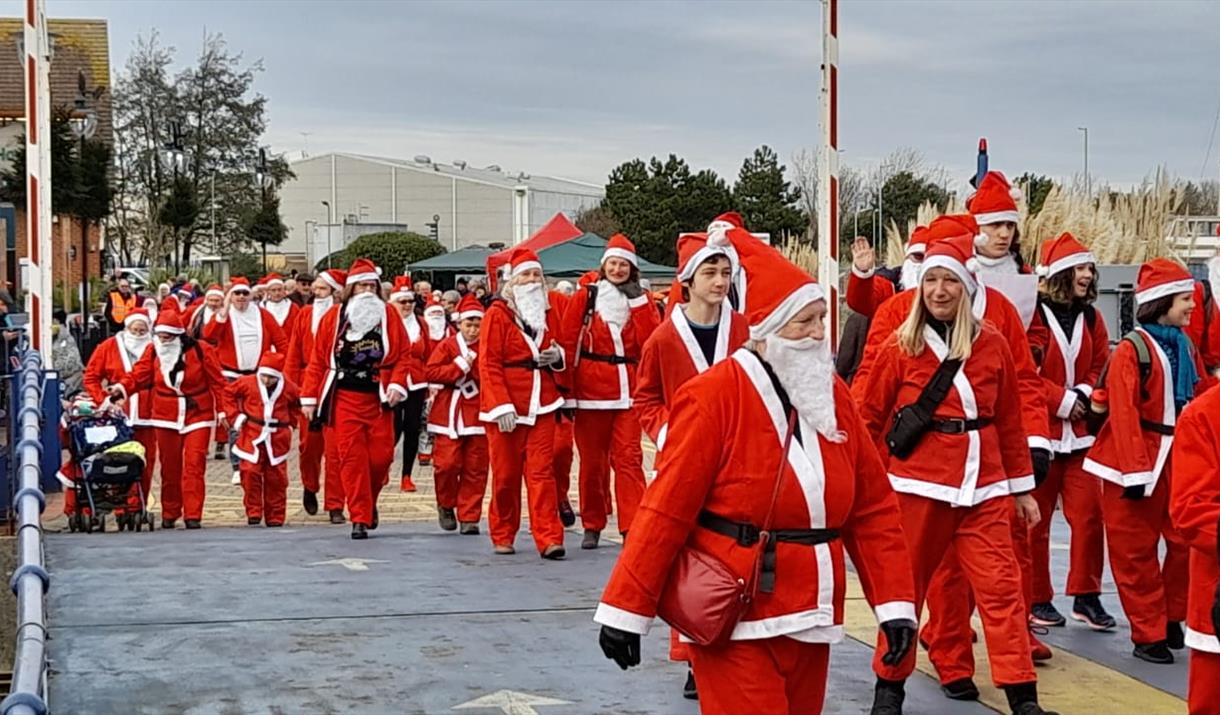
[24,0,53,357]
[819,0,840,350]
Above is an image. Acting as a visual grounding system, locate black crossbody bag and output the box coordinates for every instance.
[885,357,963,459]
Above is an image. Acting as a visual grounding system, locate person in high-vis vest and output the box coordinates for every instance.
[104,278,138,335]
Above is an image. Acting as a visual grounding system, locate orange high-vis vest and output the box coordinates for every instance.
[109,291,136,322]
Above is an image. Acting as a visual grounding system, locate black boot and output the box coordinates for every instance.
[941,678,979,701]
[438,507,457,532]
[302,490,318,516]
[328,509,345,524]
[582,529,600,550]
[1167,621,1185,649]
[1070,593,1116,631]
[184,519,202,530]
[247,517,261,526]
[683,668,698,700]
[1003,681,1058,715]
[558,500,576,527]
[161,518,177,530]
[351,523,368,540]
[870,677,904,715]
[1133,641,1174,664]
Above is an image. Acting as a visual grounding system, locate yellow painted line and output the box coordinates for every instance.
[841,574,1185,714]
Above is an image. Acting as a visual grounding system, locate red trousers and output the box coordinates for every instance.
[1030,452,1104,601]
[239,455,288,525]
[299,418,344,511]
[332,390,395,527]
[1101,477,1189,644]
[156,427,210,521]
[486,417,564,554]
[923,499,1036,683]
[214,423,226,446]
[553,414,575,503]
[873,494,1035,687]
[1189,649,1220,715]
[433,433,489,523]
[689,638,829,715]
[574,409,646,534]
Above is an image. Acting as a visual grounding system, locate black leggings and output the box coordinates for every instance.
[393,390,427,477]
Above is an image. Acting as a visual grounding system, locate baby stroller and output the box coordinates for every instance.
[64,403,153,534]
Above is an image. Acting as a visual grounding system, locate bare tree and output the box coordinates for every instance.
[790,148,819,240]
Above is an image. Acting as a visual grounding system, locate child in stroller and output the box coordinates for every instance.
[57,397,153,533]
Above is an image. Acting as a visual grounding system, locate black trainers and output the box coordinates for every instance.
[1070,594,1116,631]
[941,678,979,701]
[184,520,202,530]
[683,669,698,700]
[1133,641,1174,664]
[582,529,600,550]
[351,523,368,540]
[1167,621,1185,649]
[438,507,458,532]
[302,490,318,516]
[161,518,177,530]
[1029,601,1066,627]
[558,500,576,527]
[328,509,345,524]
[870,678,905,715]
[459,522,480,535]
[247,517,261,526]
[1004,682,1058,715]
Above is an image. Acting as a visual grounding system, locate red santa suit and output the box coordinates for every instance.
[478,248,568,555]
[225,352,301,526]
[116,310,228,524]
[1083,259,1199,647]
[1184,279,1220,394]
[595,234,915,715]
[558,234,660,536]
[547,288,577,507]
[392,277,431,489]
[259,273,301,334]
[844,226,927,318]
[425,296,489,526]
[185,284,224,340]
[301,259,412,531]
[286,270,345,513]
[1168,382,1220,713]
[82,309,159,510]
[1028,235,1110,610]
[201,277,289,380]
[854,233,1039,691]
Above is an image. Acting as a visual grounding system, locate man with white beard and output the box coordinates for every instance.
[595,228,916,715]
[204,277,289,483]
[301,259,412,540]
[84,308,159,517]
[478,247,568,559]
[108,308,228,530]
[423,295,454,342]
[259,273,300,333]
[286,269,346,522]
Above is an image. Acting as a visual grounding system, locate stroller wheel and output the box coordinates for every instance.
[67,515,78,533]
[133,515,142,532]
[84,516,94,534]
[145,513,155,532]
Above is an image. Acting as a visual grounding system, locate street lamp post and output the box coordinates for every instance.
[158,121,188,273]
[255,147,272,272]
[321,200,333,269]
[1078,126,1090,198]
[68,70,99,348]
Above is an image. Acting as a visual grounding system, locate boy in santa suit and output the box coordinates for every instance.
[108,308,228,529]
[225,351,301,527]
[479,247,568,559]
[260,273,300,333]
[388,275,430,492]
[1168,378,1220,714]
[596,226,918,715]
[425,294,489,535]
[301,258,413,540]
[83,308,158,513]
[1084,258,1200,664]
[558,234,661,550]
[286,269,346,522]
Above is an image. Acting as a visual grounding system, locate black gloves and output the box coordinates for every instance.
[618,280,645,300]
[1031,448,1051,488]
[879,619,917,666]
[1122,485,1146,500]
[599,625,641,670]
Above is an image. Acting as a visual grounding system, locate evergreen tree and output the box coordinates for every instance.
[733,145,807,240]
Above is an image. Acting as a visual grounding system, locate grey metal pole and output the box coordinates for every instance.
[321,200,332,269]
[1078,126,1090,198]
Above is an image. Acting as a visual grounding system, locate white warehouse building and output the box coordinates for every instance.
[279,153,605,267]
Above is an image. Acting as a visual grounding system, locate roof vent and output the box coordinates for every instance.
[517,172,531,181]
[413,155,432,164]
[485,164,501,172]
[453,160,467,170]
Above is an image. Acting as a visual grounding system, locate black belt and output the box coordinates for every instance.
[698,511,839,593]
[505,359,550,371]
[930,418,992,434]
[222,366,256,376]
[246,417,285,428]
[579,351,637,366]
[1140,419,1174,436]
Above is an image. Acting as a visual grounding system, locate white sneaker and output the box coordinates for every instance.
[231,470,242,485]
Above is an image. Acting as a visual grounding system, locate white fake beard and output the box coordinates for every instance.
[764,334,845,443]
[154,338,182,382]
[312,296,334,334]
[120,331,151,362]
[512,281,548,333]
[973,252,1019,278]
[594,280,629,328]
[900,258,921,291]
[345,292,384,340]
[425,313,447,341]
[264,298,291,325]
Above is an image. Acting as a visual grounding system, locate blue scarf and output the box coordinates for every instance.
[1141,322,1198,412]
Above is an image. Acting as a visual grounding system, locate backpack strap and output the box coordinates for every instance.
[1094,329,1152,394]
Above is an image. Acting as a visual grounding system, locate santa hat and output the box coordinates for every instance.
[906,226,930,257]
[1036,233,1095,279]
[319,269,346,291]
[602,234,639,267]
[1136,258,1194,306]
[389,276,415,302]
[228,277,252,294]
[205,284,224,299]
[423,295,446,316]
[925,214,980,247]
[708,212,745,232]
[508,247,542,279]
[456,293,484,320]
[346,258,382,286]
[920,232,980,297]
[256,351,285,380]
[123,308,151,329]
[718,228,823,340]
[261,273,285,288]
[153,307,185,335]
[676,233,732,282]
[967,171,1021,226]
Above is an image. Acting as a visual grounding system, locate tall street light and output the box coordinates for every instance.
[158,121,188,273]
[321,200,333,268]
[255,147,273,272]
[68,69,99,347]
[1077,126,1090,198]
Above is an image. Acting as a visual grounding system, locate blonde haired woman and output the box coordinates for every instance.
[856,232,1055,715]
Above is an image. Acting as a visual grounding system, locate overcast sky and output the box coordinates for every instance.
[42,0,1220,193]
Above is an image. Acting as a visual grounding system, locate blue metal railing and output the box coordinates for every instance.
[2,344,52,715]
